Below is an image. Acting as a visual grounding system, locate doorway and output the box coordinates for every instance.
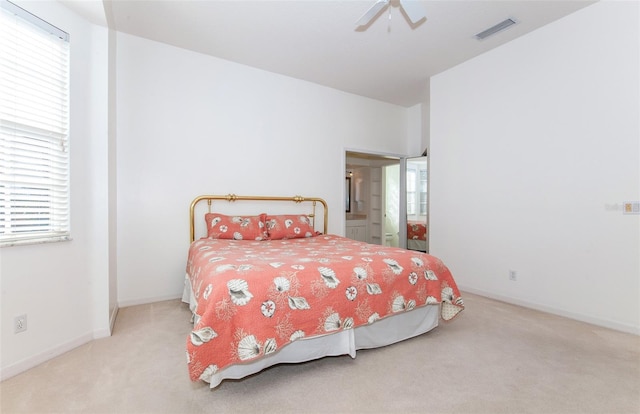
[345,150,400,246]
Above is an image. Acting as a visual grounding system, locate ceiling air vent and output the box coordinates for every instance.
[475,18,517,40]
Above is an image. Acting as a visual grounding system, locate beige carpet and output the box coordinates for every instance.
[1,293,638,414]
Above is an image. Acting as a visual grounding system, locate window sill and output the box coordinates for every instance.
[0,235,72,248]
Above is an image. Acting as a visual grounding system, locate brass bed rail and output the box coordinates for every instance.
[190,194,328,243]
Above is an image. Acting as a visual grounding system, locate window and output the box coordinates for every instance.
[0,0,70,246]
[406,165,427,217]
[418,169,427,215]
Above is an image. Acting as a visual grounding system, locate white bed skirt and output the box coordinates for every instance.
[407,239,427,251]
[182,275,440,389]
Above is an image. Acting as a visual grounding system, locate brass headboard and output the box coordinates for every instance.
[190,194,328,242]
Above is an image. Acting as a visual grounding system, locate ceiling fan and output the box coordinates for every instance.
[356,0,427,27]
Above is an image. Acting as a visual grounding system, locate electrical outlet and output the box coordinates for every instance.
[509,270,517,281]
[14,314,27,333]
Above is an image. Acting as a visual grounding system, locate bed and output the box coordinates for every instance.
[183,194,463,389]
[407,220,427,252]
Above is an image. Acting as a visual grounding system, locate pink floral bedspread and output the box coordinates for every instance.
[408,220,427,241]
[185,234,463,383]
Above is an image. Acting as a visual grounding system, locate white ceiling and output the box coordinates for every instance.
[65,0,595,107]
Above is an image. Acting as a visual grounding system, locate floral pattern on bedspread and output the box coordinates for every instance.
[185,234,463,383]
[408,221,427,241]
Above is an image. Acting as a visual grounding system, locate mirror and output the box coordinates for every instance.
[406,156,428,252]
[345,177,351,212]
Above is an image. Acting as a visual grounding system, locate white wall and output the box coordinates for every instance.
[430,1,640,333]
[115,32,412,305]
[407,103,425,155]
[0,1,113,379]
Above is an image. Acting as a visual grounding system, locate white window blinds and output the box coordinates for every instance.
[0,0,71,246]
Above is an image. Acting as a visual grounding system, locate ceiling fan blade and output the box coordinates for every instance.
[355,0,390,26]
[399,0,426,24]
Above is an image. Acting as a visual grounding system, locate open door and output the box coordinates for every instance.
[405,156,428,252]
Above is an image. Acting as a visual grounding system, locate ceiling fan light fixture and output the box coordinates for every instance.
[398,0,426,25]
[355,0,389,27]
[474,18,517,40]
[356,0,426,28]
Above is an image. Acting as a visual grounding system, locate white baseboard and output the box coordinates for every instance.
[461,285,640,335]
[91,305,119,340]
[109,303,119,334]
[0,332,93,382]
[92,328,111,339]
[117,294,182,308]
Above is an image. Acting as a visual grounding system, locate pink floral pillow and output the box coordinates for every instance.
[205,213,268,240]
[265,214,316,240]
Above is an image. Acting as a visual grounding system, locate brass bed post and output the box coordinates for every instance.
[312,200,316,231]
